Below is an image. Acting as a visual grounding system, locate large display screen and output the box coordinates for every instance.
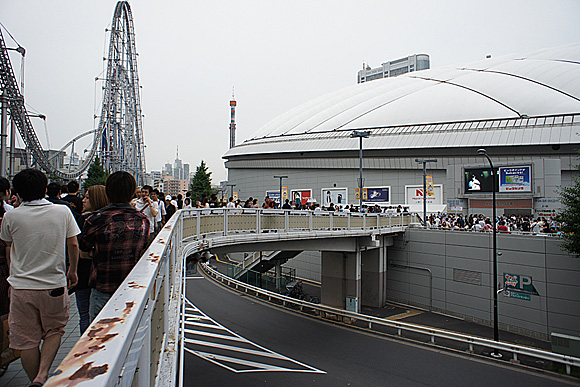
[464,167,498,194]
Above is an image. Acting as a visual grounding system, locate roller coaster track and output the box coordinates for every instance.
[0,1,145,181]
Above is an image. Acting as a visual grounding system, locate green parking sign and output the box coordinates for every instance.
[503,273,539,301]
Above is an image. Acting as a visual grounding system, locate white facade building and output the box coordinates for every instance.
[357,54,430,83]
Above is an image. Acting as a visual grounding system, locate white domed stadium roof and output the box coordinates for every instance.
[224,43,580,158]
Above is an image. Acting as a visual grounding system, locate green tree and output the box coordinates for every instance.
[83,156,109,189]
[190,160,215,203]
[558,153,580,257]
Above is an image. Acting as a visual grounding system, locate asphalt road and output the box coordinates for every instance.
[182,273,576,387]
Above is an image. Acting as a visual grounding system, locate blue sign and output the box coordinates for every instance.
[499,166,531,193]
[365,187,390,203]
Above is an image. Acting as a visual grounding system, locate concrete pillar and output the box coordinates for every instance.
[321,251,361,312]
[361,243,388,307]
[275,262,282,292]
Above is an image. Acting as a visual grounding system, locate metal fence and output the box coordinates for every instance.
[45,208,414,386]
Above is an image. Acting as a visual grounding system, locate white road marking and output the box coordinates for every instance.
[182,297,325,374]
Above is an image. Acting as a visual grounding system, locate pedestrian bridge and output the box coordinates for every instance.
[44,208,418,386]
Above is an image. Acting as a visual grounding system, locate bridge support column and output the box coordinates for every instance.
[361,242,389,308]
[275,262,282,292]
[322,237,392,311]
[320,251,361,312]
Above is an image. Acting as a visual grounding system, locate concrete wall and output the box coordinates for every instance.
[387,228,580,341]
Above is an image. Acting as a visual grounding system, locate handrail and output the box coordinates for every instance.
[45,208,414,386]
[45,207,573,385]
[199,262,580,376]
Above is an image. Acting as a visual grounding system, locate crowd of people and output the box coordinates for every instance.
[0,175,563,384]
[0,169,177,385]
[424,213,562,235]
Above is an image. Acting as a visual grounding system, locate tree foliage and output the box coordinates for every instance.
[190,160,215,203]
[83,156,109,190]
[558,154,580,257]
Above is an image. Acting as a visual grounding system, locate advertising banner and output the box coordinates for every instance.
[282,186,288,200]
[426,175,435,196]
[266,191,281,204]
[321,188,348,207]
[499,166,531,193]
[364,187,390,203]
[233,191,238,200]
[290,189,312,206]
[405,185,442,205]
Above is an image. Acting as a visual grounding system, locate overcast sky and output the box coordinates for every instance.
[2,0,580,182]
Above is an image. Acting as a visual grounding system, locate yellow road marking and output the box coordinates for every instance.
[385,309,423,321]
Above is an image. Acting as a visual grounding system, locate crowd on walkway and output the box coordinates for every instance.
[200,194,412,214]
[0,169,184,386]
[424,212,562,235]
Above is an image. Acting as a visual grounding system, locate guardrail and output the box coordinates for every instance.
[200,262,580,376]
[45,208,414,386]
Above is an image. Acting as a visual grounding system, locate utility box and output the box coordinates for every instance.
[551,332,580,357]
[346,296,358,313]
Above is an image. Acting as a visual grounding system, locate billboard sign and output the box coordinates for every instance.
[405,184,443,205]
[364,187,390,203]
[290,189,312,206]
[464,167,498,194]
[321,188,348,207]
[499,166,531,193]
[265,191,281,204]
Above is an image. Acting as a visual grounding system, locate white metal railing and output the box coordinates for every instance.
[45,208,414,386]
[200,263,580,376]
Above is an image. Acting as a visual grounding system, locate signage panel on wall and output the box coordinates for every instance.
[364,187,390,203]
[405,185,442,205]
[499,166,531,193]
[290,189,312,205]
[503,273,539,301]
[265,191,281,203]
[321,188,348,207]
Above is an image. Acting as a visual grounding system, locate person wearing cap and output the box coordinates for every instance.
[165,195,176,221]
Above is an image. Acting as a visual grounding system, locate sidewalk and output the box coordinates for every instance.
[0,296,82,387]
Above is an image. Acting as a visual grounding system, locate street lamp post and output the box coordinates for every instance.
[415,159,437,227]
[226,183,236,200]
[273,175,288,208]
[351,130,371,211]
[478,148,501,358]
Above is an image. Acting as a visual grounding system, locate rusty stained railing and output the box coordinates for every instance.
[44,208,416,386]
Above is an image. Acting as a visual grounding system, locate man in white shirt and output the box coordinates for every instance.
[151,189,166,233]
[133,185,159,243]
[0,169,79,385]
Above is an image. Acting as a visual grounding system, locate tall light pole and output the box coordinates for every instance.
[226,183,236,200]
[273,175,287,208]
[415,159,437,226]
[351,130,371,211]
[478,148,501,358]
